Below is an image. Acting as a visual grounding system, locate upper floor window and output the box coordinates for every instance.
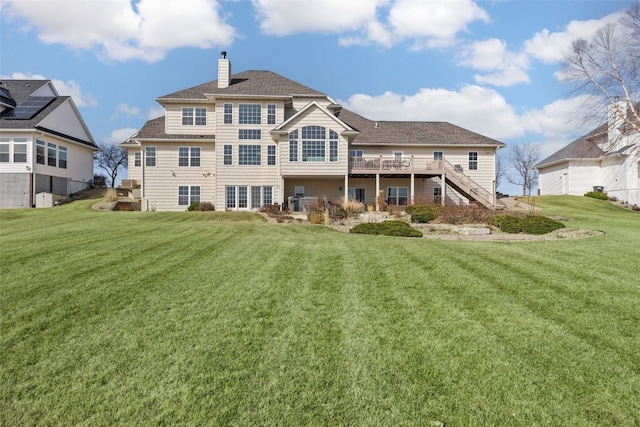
[289,130,298,162]
[434,151,443,159]
[267,104,276,125]
[302,126,325,162]
[182,107,207,126]
[47,142,57,167]
[1,138,29,163]
[239,145,261,165]
[223,145,232,165]
[267,145,276,165]
[468,151,478,170]
[239,104,261,124]
[289,126,341,163]
[238,129,261,140]
[134,152,141,167]
[349,150,363,158]
[329,130,338,162]
[36,140,45,164]
[0,142,8,163]
[145,146,157,167]
[58,146,67,169]
[223,103,233,124]
[178,147,201,167]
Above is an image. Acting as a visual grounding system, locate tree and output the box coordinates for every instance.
[562,3,640,151]
[94,142,128,188]
[507,143,540,196]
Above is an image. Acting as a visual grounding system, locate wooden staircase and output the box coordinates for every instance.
[442,161,495,209]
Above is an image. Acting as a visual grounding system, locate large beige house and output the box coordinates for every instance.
[0,80,97,208]
[122,54,505,212]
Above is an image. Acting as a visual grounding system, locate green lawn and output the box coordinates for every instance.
[1,196,639,426]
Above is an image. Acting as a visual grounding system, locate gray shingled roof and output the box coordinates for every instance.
[133,116,216,140]
[336,108,506,146]
[0,80,97,148]
[139,70,505,148]
[158,70,326,100]
[536,124,606,168]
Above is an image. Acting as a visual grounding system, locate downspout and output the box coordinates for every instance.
[137,141,145,210]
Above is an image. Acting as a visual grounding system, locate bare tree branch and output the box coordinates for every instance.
[94,143,128,188]
[507,143,540,196]
[562,4,640,153]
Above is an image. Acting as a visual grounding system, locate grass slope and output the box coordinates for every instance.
[1,197,639,426]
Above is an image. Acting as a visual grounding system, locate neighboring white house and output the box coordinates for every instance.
[537,103,640,206]
[121,53,506,212]
[0,80,98,208]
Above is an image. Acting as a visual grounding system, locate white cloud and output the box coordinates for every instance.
[340,86,593,142]
[102,128,139,145]
[524,12,624,63]
[1,72,97,107]
[388,0,489,48]
[340,85,524,140]
[253,0,386,36]
[147,106,165,120]
[112,103,140,119]
[458,38,530,87]
[255,0,489,49]
[1,0,235,62]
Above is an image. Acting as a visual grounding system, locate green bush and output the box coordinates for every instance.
[584,191,609,200]
[187,202,215,211]
[490,214,564,235]
[493,215,523,233]
[406,205,437,223]
[411,212,436,223]
[350,220,423,237]
[520,215,565,235]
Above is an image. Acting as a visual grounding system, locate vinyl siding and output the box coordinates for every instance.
[140,142,216,211]
[279,108,349,177]
[165,103,216,135]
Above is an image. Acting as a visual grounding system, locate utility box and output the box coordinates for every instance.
[35,192,66,208]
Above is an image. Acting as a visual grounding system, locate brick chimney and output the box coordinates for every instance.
[218,51,231,89]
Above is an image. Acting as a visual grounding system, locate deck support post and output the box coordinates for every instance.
[375,173,380,211]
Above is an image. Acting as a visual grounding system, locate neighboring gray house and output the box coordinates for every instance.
[122,53,506,212]
[537,103,639,206]
[0,80,98,208]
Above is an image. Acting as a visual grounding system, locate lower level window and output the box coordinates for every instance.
[387,187,408,205]
[178,186,200,206]
[227,185,273,209]
[348,187,365,203]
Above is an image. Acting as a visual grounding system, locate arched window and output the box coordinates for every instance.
[288,126,339,163]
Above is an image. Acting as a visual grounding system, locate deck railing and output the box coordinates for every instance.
[349,156,495,208]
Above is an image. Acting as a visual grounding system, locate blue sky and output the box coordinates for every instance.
[0,0,635,194]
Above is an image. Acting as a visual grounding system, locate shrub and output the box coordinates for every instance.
[406,205,437,223]
[350,220,423,237]
[307,209,325,224]
[520,215,565,235]
[493,215,523,233]
[490,214,565,234]
[584,191,609,200]
[339,197,365,216]
[103,188,119,203]
[437,205,493,225]
[187,202,216,211]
